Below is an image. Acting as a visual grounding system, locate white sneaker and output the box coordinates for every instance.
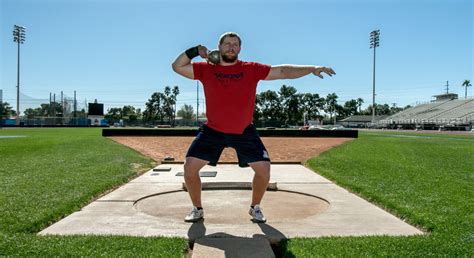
[249,204,266,223]
[184,207,204,222]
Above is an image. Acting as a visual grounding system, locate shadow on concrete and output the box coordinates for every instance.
[187,220,295,258]
[187,219,206,241]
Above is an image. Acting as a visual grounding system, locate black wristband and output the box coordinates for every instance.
[185,46,199,59]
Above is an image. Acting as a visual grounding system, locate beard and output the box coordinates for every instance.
[221,51,238,63]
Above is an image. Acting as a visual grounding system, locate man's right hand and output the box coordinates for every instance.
[198,45,208,59]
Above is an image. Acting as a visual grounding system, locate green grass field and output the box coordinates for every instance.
[0,128,187,256]
[0,128,472,256]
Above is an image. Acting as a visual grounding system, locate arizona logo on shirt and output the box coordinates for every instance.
[214,72,244,82]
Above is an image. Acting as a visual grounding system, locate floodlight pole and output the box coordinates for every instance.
[13,25,26,126]
[370,29,380,125]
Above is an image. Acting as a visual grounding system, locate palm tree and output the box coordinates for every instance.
[461,80,471,99]
[356,97,364,114]
[325,93,338,124]
[172,86,180,126]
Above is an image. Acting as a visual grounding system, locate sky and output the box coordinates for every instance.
[1,0,472,115]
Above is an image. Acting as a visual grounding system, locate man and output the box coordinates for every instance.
[172,32,335,223]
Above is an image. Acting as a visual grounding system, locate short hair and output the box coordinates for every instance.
[219,32,242,46]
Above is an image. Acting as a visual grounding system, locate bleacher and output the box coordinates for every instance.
[414,99,473,122]
[430,99,473,122]
[380,98,474,128]
[387,101,448,121]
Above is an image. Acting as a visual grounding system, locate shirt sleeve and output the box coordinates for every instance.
[192,62,207,81]
[253,62,271,81]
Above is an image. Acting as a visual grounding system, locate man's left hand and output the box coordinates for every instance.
[313,66,336,79]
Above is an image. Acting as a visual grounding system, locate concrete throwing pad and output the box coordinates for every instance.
[39,164,423,242]
[136,190,329,224]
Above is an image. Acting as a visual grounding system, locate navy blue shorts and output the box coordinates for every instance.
[186,124,271,168]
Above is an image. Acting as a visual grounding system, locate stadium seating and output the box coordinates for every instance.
[381,98,473,126]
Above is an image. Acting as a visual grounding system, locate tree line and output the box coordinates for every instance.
[0,102,17,119]
[1,84,412,125]
[104,86,184,126]
[253,85,409,127]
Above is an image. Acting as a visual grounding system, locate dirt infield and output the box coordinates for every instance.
[110,136,354,163]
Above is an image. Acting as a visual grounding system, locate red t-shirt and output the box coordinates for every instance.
[193,60,271,134]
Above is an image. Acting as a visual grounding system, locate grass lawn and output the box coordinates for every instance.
[0,128,472,256]
[292,131,473,256]
[0,128,187,256]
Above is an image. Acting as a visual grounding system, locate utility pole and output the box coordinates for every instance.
[49,92,52,116]
[74,90,77,117]
[61,91,64,117]
[445,81,449,94]
[53,93,56,117]
[13,25,26,125]
[369,29,380,125]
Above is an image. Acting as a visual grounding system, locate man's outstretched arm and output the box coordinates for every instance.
[264,65,336,80]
